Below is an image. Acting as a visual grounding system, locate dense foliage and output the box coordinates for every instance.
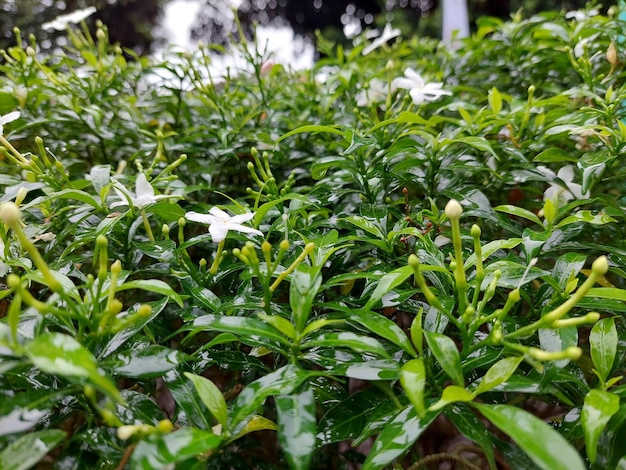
[1,4,626,469]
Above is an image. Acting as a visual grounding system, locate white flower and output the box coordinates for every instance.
[0,111,20,136]
[362,24,401,56]
[543,166,588,206]
[185,207,263,243]
[356,79,388,107]
[565,8,599,22]
[573,34,599,58]
[392,68,452,105]
[42,7,97,31]
[111,174,173,210]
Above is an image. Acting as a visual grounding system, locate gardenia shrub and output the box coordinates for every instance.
[0,4,625,469]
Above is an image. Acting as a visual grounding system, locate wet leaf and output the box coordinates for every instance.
[0,429,66,470]
[117,279,183,307]
[290,264,322,334]
[474,403,585,470]
[473,356,523,395]
[25,332,122,402]
[229,364,310,428]
[184,372,228,429]
[424,331,464,386]
[399,358,426,414]
[130,428,222,469]
[362,406,438,470]
[582,389,620,463]
[590,317,617,382]
[276,384,316,470]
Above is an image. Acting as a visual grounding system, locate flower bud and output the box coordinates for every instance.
[607,42,618,67]
[591,256,608,276]
[157,419,173,433]
[279,239,290,251]
[470,224,481,238]
[444,199,463,219]
[137,304,152,317]
[0,202,21,225]
[117,425,139,440]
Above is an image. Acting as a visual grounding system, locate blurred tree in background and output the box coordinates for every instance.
[0,0,164,54]
[1,0,592,55]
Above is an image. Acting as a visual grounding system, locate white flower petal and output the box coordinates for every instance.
[409,89,426,105]
[209,223,229,243]
[208,207,231,220]
[228,212,255,224]
[185,211,215,224]
[225,223,263,237]
[556,165,575,183]
[0,111,20,126]
[135,174,155,200]
[391,77,419,91]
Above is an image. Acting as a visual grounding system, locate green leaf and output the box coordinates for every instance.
[230,365,309,427]
[556,210,616,228]
[343,215,385,239]
[346,309,417,356]
[130,428,222,469]
[448,136,497,157]
[317,387,396,445]
[184,373,228,429]
[424,331,464,386]
[494,205,542,226]
[538,327,578,368]
[0,430,66,470]
[257,313,296,339]
[191,315,292,349]
[446,405,496,470]
[25,332,122,402]
[276,385,316,470]
[474,403,586,470]
[583,389,620,463]
[590,318,618,383]
[116,279,183,307]
[290,264,322,334]
[277,124,344,142]
[148,201,185,221]
[49,189,101,209]
[464,238,522,269]
[362,406,438,470]
[488,87,503,115]
[399,358,426,414]
[364,265,413,310]
[430,385,475,411]
[533,148,578,163]
[473,356,523,395]
[301,332,389,358]
[587,288,626,302]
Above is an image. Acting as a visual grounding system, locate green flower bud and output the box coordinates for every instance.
[0,202,21,225]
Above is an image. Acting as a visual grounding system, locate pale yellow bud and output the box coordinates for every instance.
[444,199,463,219]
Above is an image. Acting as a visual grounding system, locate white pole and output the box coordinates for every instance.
[442,0,470,46]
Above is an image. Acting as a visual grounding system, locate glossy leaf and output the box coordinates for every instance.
[592,404,626,470]
[290,264,322,334]
[130,428,222,469]
[302,332,389,358]
[257,313,296,339]
[424,331,464,386]
[364,265,413,310]
[474,403,586,470]
[25,332,122,402]
[276,385,316,470]
[184,372,228,429]
[191,314,292,349]
[346,309,417,357]
[590,317,617,382]
[231,415,278,440]
[582,389,620,463]
[446,405,496,470]
[399,358,426,414]
[317,387,396,445]
[0,429,66,470]
[230,364,309,428]
[116,279,183,307]
[473,356,523,395]
[112,345,180,378]
[362,406,438,470]
[495,205,542,225]
[430,385,475,411]
[538,327,578,368]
